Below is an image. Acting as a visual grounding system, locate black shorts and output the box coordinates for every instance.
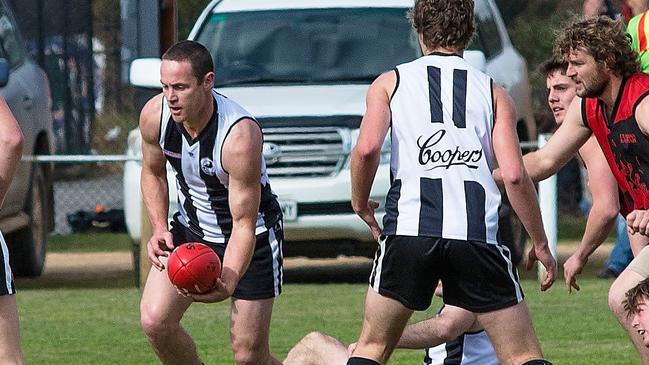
[370,235,523,312]
[170,221,284,300]
[0,232,15,295]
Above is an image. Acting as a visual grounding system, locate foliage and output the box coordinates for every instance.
[15,280,635,364]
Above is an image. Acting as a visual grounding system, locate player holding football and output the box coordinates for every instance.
[347,0,555,364]
[138,40,284,365]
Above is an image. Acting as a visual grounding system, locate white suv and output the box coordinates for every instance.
[125,0,534,262]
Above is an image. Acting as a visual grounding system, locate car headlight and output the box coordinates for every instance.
[349,128,391,165]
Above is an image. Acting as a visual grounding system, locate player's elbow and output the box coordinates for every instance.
[353,141,381,160]
[589,202,619,224]
[500,165,526,186]
[0,128,23,155]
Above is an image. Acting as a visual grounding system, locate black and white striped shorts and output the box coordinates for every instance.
[0,232,15,295]
[170,220,283,300]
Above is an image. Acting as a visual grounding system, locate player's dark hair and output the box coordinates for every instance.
[347,357,380,365]
[539,55,568,79]
[624,277,649,318]
[162,40,214,81]
[408,0,474,52]
[554,16,639,78]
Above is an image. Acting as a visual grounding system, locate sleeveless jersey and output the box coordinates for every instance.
[160,90,282,243]
[423,329,498,365]
[383,53,502,244]
[627,11,649,73]
[582,73,649,216]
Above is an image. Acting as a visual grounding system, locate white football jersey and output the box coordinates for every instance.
[423,329,499,365]
[383,53,502,244]
[159,90,281,243]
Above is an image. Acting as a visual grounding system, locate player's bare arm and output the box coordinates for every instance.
[492,85,556,291]
[497,97,592,184]
[190,118,261,303]
[0,97,23,207]
[396,305,477,349]
[626,97,649,236]
[140,94,174,270]
[563,137,619,292]
[350,71,394,240]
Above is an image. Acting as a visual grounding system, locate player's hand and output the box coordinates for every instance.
[354,199,382,240]
[562,253,586,293]
[526,244,556,291]
[147,230,174,271]
[627,210,649,236]
[185,278,233,303]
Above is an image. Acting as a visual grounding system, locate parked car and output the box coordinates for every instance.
[0,0,55,276]
[125,0,533,264]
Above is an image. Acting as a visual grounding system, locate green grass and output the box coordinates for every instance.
[48,233,133,253]
[15,279,639,364]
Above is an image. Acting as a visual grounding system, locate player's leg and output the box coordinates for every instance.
[349,288,413,364]
[0,295,24,365]
[229,222,284,365]
[284,332,349,365]
[476,301,545,365]
[229,297,281,365]
[609,237,649,364]
[140,256,199,365]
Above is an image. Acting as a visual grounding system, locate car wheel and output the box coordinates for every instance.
[499,200,527,266]
[10,165,48,277]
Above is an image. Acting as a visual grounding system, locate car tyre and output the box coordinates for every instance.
[10,165,48,277]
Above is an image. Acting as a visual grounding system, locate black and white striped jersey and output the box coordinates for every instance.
[423,329,498,365]
[159,90,282,243]
[383,52,501,244]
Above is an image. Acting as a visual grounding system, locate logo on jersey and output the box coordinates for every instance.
[417,130,483,170]
[200,157,216,176]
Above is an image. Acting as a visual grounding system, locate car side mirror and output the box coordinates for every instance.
[0,58,10,87]
[464,50,487,72]
[129,58,162,88]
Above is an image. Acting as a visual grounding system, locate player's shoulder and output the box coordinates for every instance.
[139,93,163,142]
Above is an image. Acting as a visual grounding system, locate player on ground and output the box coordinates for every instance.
[512,16,649,363]
[625,277,649,348]
[0,97,25,365]
[284,283,498,365]
[541,56,620,291]
[347,1,555,364]
[138,40,284,365]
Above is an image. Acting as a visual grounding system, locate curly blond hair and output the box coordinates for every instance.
[408,0,474,52]
[554,16,639,78]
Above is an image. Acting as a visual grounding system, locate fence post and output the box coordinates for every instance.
[140,200,152,289]
[537,133,558,281]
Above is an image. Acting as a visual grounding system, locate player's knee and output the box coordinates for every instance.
[301,331,327,347]
[139,305,171,339]
[231,340,268,365]
[607,282,626,319]
[521,360,553,365]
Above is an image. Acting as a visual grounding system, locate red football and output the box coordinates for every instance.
[167,242,221,294]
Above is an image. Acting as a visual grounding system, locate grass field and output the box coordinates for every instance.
[15,278,639,364]
[30,216,636,364]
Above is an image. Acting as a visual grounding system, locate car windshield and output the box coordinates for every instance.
[194,8,421,86]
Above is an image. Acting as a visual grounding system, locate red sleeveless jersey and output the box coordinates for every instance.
[582,73,649,217]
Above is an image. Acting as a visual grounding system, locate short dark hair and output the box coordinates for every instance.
[408,0,475,52]
[624,277,649,318]
[539,55,569,79]
[162,40,214,81]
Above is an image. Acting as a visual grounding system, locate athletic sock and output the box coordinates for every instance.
[522,360,553,365]
[347,357,380,365]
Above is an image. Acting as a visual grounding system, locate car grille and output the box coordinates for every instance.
[262,127,347,177]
